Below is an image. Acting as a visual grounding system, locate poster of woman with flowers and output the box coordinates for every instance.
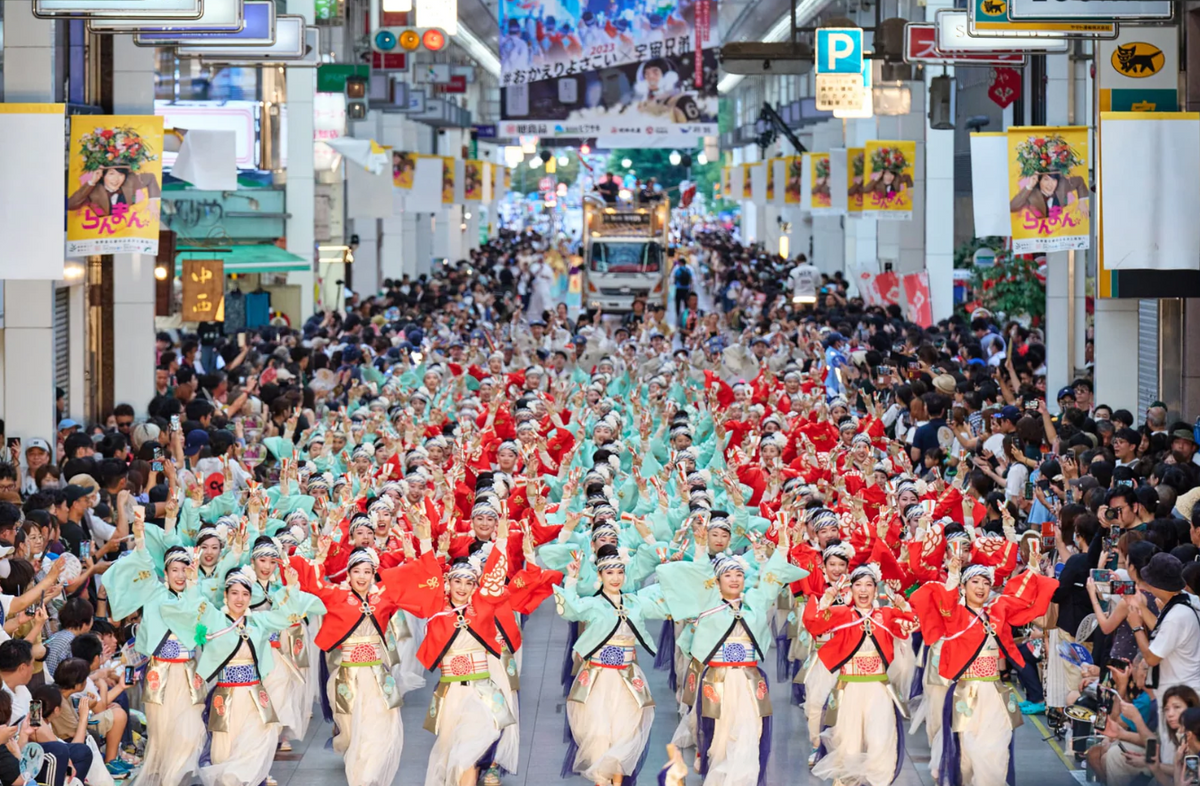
[847,148,865,214]
[1007,126,1090,253]
[66,116,163,256]
[811,152,832,209]
[862,140,915,219]
[784,156,803,204]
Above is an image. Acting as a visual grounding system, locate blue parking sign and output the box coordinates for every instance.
[815,28,863,75]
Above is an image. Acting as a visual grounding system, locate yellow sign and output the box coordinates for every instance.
[1110,42,1164,78]
[181,259,225,322]
[784,156,803,205]
[67,115,163,255]
[862,140,915,219]
[722,167,731,199]
[1007,126,1090,253]
[442,157,455,204]
[766,158,777,202]
[741,163,753,199]
[393,151,416,189]
[847,148,865,214]
[811,152,831,209]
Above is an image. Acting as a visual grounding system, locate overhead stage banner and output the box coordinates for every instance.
[497,0,719,144]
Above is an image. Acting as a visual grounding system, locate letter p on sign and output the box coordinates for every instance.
[816,28,863,75]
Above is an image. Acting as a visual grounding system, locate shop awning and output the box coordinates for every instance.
[175,244,310,275]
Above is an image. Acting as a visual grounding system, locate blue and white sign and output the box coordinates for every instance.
[816,28,864,75]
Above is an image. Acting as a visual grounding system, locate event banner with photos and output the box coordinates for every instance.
[497,0,719,143]
[67,115,163,256]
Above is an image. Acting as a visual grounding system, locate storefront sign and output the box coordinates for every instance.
[181,259,225,321]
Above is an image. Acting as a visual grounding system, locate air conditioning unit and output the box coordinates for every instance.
[719,42,814,76]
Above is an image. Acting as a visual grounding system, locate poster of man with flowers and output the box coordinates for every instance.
[862,140,915,219]
[66,116,163,256]
[847,148,865,214]
[784,156,803,205]
[811,152,832,210]
[1007,126,1090,253]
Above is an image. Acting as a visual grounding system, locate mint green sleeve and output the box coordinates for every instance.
[143,523,182,569]
[178,503,202,543]
[628,541,667,587]
[552,580,589,622]
[101,547,166,620]
[630,491,657,517]
[746,549,808,610]
[635,584,672,621]
[537,542,577,572]
[199,492,239,525]
[263,436,294,461]
[654,559,719,621]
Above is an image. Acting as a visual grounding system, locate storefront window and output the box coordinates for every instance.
[154,50,259,102]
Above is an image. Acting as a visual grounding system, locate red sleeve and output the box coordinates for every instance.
[802,601,850,638]
[288,554,324,596]
[506,563,563,614]
[378,551,450,618]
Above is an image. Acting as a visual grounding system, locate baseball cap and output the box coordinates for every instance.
[24,438,50,454]
[63,484,91,506]
[58,418,80,431]
[1056,386,1075,402]
[992,405,1021,422]
[184,429,210,457]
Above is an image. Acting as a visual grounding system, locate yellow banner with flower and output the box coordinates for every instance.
[1008,126,1090,253]
[784,156,803,205]
[722,167,731,199]
[442,157,456,204]
[741,163,753,199]
[766,158,777,202]
[66,115,163,256]
[847,148,865,214]
[811,152,831,210]
[464,160,484,201]
[862,141,915,219]
[393,151,416,189]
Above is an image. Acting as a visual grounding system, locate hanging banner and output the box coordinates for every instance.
[862,140,915,220]
[721,166,731,199]
[784,156,803,205]
[852,262,881,305]
[1007,126,1090,253]
[181,259,225,321]
[442,157,456,205]
[829,147,848,213]
[464,160,484,201]
[766,158,776,203]
[0,104,66,280]
[66,115,163,256]
[1099,112,1200,272]
[497,0,719,144]
[901,271,933,325]
[1098,26,1180,112]
[729,164,744,201]
[847,147,865,214]
[810,151,833,214]
[800,154,812,211]
[741,163,753,199]
[750,163,766,204]
[393,151,416,189]
[970,132,1011,237]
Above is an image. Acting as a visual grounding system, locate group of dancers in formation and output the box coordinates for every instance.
[105,346,1057,786]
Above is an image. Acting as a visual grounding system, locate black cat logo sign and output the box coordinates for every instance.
[1111,43,1164,79]
[981,0,1006,16]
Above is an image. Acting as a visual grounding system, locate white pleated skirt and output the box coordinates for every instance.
[140,662,205,786]
[929,681,1012,786]
[702,668,764,786]
[566,665,655,783]
[812,680,899,786]
[200,687,280,786]
[331,666,404,786]
[263,648,309,742]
